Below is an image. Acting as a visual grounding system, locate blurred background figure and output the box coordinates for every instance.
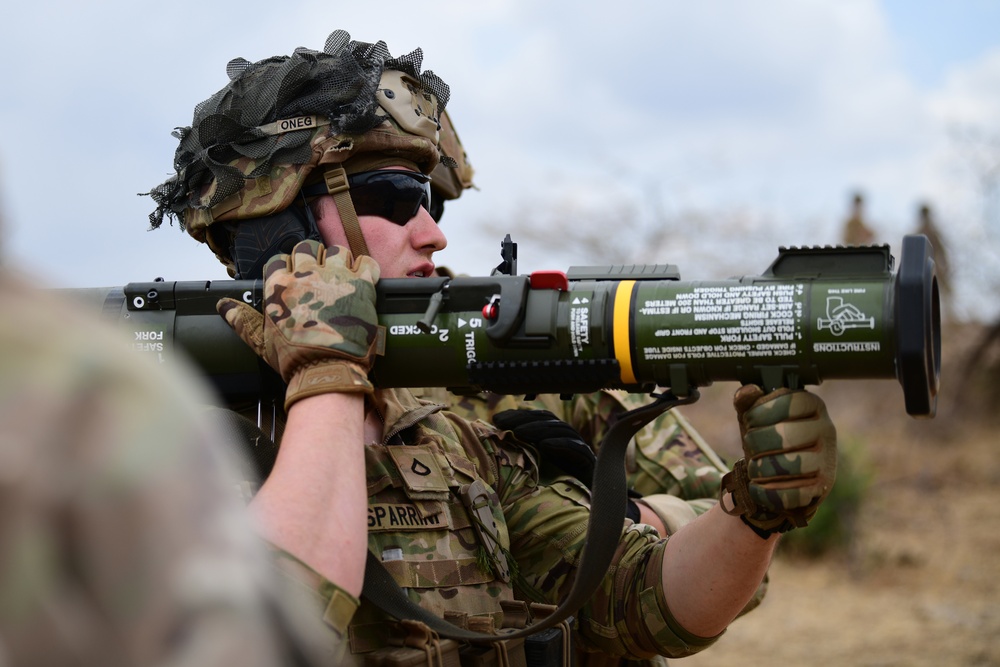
[842,191,876,246]
[0,180,336,664]
[915,202,951,304]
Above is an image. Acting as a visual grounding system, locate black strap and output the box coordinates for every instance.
[213,389,701,645]
[361,389,700,644]
[206,406,279,484]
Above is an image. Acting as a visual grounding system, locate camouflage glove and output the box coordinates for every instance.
[217,240,383,411]
[722,385,837,537]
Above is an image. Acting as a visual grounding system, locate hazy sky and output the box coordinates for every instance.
[2,1,999,320]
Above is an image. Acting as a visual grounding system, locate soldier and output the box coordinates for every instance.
[146,30,839,666]
[915,202,950,300]
[0,195,341,662]
[842,191,876,246]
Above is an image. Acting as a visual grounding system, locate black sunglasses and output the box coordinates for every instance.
[346,169,438,225]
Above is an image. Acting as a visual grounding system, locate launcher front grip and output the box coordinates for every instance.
[72,234,939,417]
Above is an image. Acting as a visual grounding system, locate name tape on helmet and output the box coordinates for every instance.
[255,115,332,136]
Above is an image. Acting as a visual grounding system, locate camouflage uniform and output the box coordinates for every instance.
[419,388,729,526]
[0,269,341,665]
[411,389,768,667]
[428,390,719,489]
[348,386,725,665]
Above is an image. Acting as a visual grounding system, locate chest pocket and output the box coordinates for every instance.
[350,438,518,655]
[365,442,512,592]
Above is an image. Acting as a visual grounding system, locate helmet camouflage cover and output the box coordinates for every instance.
[430,109,475,202]
[145,30,456,274]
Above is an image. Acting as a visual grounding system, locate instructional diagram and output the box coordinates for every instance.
[817,295,875,336]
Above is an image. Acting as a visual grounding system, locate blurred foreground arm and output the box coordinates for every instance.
[0,269,333,665]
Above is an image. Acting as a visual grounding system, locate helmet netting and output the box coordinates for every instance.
[144,30,450,231]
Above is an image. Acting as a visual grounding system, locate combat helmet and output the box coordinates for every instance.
[146,30,459,278]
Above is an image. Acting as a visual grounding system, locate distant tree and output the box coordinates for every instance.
[482,173,787,280]
[950,125,1000,229]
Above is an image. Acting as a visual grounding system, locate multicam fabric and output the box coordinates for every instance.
[412,386,772,666]
[416,387,730,503]
[0,270,338,665]
[218,241,381,408]
[145,29,454,276]
[726,385,838,533]
[429,109,475,201]
[345,387,724,665]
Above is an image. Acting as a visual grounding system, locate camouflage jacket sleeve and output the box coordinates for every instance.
[424,387,730,501]
[0,274,336,666]
[483,429,723,659]
[525,391,768,622]
[536,390,729,499]
[268,546,361,662]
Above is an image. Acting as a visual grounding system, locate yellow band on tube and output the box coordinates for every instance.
[613,280,637,384]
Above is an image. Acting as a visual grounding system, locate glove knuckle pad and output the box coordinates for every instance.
[748,450,818,480]
[744,390,825,427]
[786,391,824,419]
[775,420,823,449]
[742,427,784,456]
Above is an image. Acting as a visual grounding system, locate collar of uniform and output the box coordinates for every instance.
[371,388,445,445]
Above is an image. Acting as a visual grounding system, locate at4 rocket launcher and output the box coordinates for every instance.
[69,234,940,417]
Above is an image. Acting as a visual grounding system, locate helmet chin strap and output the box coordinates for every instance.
[322,167,370,257]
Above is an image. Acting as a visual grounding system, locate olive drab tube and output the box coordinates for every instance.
[70,234,940,417]
[372,235,939,416]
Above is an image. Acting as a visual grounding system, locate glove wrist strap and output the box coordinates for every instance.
[720,459,755,517]
[721,459,786,539]
[284,360,374,412]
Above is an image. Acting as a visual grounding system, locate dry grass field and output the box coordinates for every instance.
[677,320,1000,667]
